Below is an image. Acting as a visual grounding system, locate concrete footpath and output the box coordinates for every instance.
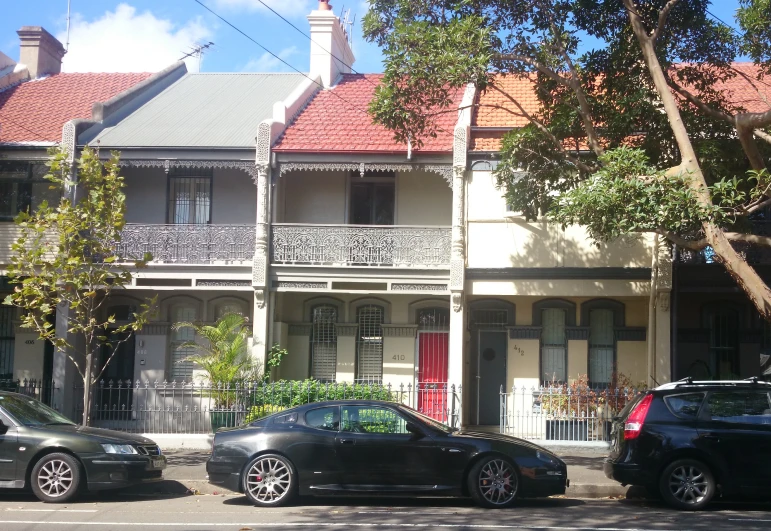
[125,449,632,499]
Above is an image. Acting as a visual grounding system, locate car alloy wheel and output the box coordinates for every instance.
[30,453,82,503]
[243,454,295,507]
[468,456,519,508]
[659,458,715,511]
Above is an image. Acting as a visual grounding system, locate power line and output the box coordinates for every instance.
[191,0,464,146]
[251,0,377,88]
[0,115,56,143]
[192,1,390,122]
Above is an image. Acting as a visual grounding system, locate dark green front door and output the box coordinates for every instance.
[478,331,507,426]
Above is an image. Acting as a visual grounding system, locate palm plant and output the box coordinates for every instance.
[172,312,258,408]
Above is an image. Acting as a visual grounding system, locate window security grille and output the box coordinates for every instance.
[168,171,212,224]
[311,305,338,382]
[469,309,508,329]
[588,309,615,386]
[0,307,15,377]
[417,308,450,330]
[171,306,197,381]
[541,308,567,384]
[356,305,384,382]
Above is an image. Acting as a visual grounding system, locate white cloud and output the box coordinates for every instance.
[242,46,300,72]
[214,0,314,17]
[56,4,213,73]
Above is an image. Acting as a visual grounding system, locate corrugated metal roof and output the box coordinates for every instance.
[88,73,307,148]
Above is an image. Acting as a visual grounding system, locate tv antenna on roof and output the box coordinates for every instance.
[179,41,215,72]
[339,5,355,48]
[65,0,72,53]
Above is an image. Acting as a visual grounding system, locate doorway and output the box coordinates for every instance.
[95,332,136,420]
[417,331,449,422]
[477,330,507,426]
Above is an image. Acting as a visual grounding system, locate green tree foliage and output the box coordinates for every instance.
[3,147,154,425]
[364,0,771,318]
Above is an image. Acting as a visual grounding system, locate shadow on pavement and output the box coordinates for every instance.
[222,495,587,509]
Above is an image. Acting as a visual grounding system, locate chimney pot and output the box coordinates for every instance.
[17,26,65,79]
[318,0,332,11]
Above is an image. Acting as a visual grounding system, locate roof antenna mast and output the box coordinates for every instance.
[65,0,72,53]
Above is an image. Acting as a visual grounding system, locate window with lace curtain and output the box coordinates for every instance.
[168,169,212,224]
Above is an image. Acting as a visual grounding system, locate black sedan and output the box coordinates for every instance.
[0,391,166,503]
[207,400,568,508]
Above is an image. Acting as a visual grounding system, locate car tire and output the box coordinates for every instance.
[242,454,296,507]
[659,458,716,511]
[30,453,82,504]
[468,456,519,509]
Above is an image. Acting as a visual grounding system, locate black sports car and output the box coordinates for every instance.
[207,400,568,508]
[0,391,166,503]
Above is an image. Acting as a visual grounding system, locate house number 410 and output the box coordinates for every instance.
[392,355,406,361]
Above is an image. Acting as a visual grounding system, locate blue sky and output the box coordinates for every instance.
[0,0,746,75]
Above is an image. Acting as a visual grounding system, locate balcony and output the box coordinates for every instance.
[271,224,451,268]
[117,224,255,265]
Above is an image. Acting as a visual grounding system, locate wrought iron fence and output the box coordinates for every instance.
[74,380,461,434]
[499,385,644,442]
[271,224,452,267]
[116,224,255,264]
[0,379,60,409]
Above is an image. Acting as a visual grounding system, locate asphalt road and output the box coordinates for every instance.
[2,491,771,531]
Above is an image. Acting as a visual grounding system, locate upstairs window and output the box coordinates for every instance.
[350,171,395,225]
[168,169,212,224]
[0,162,59,220]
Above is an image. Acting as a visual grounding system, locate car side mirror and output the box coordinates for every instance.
[0,422,7,435]
[406,422,424,438]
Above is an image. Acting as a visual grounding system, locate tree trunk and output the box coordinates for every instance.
[82,351,93,427]
[625,0,771,321]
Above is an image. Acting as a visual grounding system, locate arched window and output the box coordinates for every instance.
[214,299,247,320]
[310,305,338,382]
[356,304,384,382]
[588,309,615,386]
[170,304,197,381]
[581,299,624,387]
[416,307,450,330]
[534,300,576,385]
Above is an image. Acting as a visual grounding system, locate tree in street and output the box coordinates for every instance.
[3,147,154,426]
[364,0,771,319]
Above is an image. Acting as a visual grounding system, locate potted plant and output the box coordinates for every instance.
[173,313,258,432]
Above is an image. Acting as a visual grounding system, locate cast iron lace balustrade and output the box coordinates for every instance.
[271,224,452,267]
[117,224,256,264]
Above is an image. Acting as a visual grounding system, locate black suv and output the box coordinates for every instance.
[604,378,771,510]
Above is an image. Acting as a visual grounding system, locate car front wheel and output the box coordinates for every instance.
[30,453,82,503]
[243,454,296,507]
[659,458,716,511]
[468,456,519,509]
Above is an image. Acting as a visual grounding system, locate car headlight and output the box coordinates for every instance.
[536,450,560,466]
[101,444,138,455]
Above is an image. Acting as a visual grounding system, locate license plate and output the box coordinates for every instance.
[151,458,164,469]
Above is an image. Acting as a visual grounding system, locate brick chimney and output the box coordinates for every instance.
[308,0,355,88]
[17,26,65,79]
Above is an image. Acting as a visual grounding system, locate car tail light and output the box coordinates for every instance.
[624,394,653,440]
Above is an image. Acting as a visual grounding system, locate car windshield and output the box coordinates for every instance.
[399,405,455,434]
[0,395,75,427]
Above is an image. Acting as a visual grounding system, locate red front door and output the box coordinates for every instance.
[417,332,449,421]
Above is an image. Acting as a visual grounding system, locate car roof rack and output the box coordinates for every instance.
[656,377,771,390]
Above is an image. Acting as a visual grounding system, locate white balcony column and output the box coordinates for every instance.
[654,240,673,385]
[448,163,466,402]
[252,162,270,368]
[52,303,85,420]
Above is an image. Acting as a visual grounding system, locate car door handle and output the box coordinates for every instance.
[702,434,720,442]
[442,447,462,453]
[338,439,356,445]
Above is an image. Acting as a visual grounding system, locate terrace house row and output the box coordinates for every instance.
[7,1,736,427]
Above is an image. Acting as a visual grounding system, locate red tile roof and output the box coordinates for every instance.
[471,64,771,152]
[0,72,152,144]
[274,74,463,154]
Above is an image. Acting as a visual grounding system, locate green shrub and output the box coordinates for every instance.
[243,404,286,425]
[248,379,400,409]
